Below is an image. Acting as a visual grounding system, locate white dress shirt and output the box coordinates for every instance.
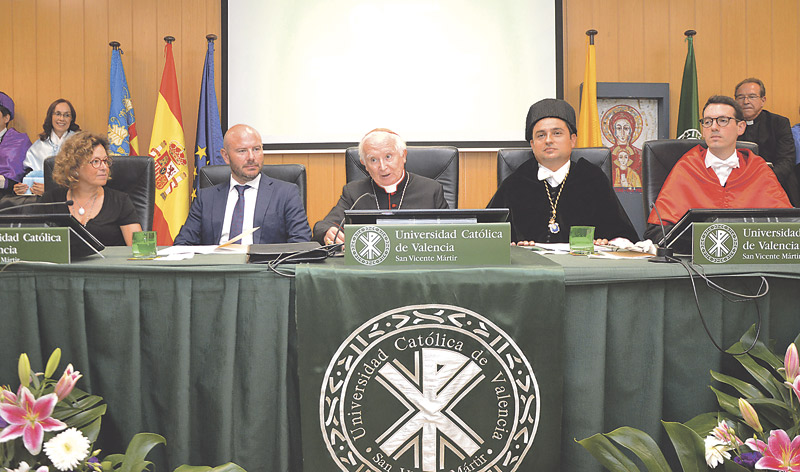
[537,160,571,187]
[219,173,261,245]
[704,149,739,186]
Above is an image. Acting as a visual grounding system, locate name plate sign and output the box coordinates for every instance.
[345,222,510,266]
[0,228,70,264]
[692,222,800,264]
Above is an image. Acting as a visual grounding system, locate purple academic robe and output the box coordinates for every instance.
[0,127,32,189]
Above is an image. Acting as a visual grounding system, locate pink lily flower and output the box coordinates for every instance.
[0,387,66,455]
[712,420,743,446]
[786,344,800,383]
[750,429,800,472]
[790,376,800,404]
[54,364,81,401]
[739,398,763,433]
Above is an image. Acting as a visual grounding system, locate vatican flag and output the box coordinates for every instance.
[148,38,189,245]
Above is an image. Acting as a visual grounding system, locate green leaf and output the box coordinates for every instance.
[739,326,783,370]
[61,404,108,430]
[723,459,752,472]
[117,432,166,472]
[729,347,781,398]
[710,386,742,416]
[577,433,641,472]
[606,426,672,472]
[80,416,103,443]
[684,412,735,437]
[662,421,711,472]
[710,370,764,399]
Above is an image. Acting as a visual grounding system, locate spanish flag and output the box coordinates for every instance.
[148,38,189,245]
[577,32,602,147]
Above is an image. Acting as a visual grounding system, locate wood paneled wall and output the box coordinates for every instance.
[4,0,798,229]
[2,0,221,174]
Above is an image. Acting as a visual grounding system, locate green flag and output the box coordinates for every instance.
[676,33,700,139]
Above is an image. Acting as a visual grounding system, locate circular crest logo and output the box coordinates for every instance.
[699,224,738,263]
[320,304,539,472]
[350,226,391,266]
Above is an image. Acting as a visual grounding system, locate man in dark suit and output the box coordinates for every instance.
[735,78,799,205]
[313,128,448,245]
[174,124,311,245]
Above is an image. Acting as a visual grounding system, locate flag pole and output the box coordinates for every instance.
[577,29,601,147]
[676,29,700,139]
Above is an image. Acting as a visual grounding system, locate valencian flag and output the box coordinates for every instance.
[107,43,139,156]
[148,37,190,245]
[194,34,225,193]
[676,30,701,139]
[577,30,602,147]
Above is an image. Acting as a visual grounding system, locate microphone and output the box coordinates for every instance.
[327,192,374,250]
[649,202,675,263]
[0,200,73,214]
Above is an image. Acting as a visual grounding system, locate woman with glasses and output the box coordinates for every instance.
[40,131,141,246]
[14,98,81,196]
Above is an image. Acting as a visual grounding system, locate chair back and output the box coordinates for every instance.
[44,156,155,231]
[197,164,308,210]
[496,147,612,186]
[641,139,758,215]
[345,146,459,209]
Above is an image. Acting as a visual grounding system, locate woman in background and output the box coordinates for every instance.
[14,98,80,195]
[40,131,141,246]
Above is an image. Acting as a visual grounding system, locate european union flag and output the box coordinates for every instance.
[195,37,225,192]
[107,47,139,156]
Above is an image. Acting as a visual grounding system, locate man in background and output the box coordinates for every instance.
[735,78,799,204]
[174,124,310,245]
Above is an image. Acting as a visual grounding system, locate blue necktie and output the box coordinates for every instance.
[229,184,249,240]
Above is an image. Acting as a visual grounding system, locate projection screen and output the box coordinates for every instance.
[224,0,562,149]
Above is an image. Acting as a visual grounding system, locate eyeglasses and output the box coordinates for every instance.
[735,94,762,102]
[700,116,739,128]
[53,112,72,119]
[87,158,112,169]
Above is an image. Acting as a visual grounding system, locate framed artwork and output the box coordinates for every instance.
[594,82,669,192]
[580,82,669,238]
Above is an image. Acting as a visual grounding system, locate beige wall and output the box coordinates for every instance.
[3,0,798,226]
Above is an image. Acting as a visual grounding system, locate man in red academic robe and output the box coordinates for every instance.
[644,95,792,242]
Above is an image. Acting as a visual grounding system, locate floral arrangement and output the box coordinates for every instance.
[0,349,245,472]
[579,325,800,471]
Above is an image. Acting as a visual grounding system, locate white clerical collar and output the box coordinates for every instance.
[745,120,754,125]
[229,172,261,191]
[375,170,406,193]
[537,160,570,188]
[705,149,739,186]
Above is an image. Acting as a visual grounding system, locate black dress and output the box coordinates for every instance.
[487,158,638,243]
[40,187,139,246]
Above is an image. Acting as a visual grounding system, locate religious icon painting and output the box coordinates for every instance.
[599,99,659,192]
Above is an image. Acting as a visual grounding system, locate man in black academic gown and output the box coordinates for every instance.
[735,78,799,205]
[313,128,448,245]
[487,98,637,244]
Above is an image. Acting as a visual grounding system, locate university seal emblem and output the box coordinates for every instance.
[320,304,539,472]
[349,226,391,266]
[699,223,738,263]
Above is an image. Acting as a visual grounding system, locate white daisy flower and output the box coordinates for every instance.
[43,428,90,471]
